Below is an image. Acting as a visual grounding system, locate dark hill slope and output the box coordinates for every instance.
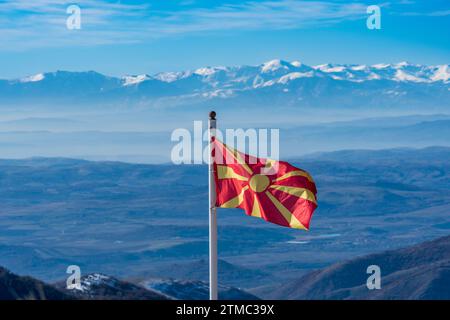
[269,235,450,300]
[0,266,71,300]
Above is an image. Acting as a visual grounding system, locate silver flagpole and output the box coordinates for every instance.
[208,111,218,300]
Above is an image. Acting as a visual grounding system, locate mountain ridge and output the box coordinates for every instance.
[0,266,72,300]
[0,266,260,300]
[8,59,450,85]
[264,235,450,300]
[1,59,448,110]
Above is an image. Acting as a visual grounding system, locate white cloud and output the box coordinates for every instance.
[0,0,150,50]
[0,0,369,50]
[145,1,368,35]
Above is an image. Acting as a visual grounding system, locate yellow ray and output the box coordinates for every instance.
[269,185,317,205]
[265,191,307,230]
[273,170,314,184]
[219,142,253,176]
[217,165,249,181]
[251,194,262,218]
[220,186,249,208]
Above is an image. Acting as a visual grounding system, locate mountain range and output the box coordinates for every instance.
[1,59,449,110]
[0,267,258,300]
[0,266,72,300]
[263,235,450,300]
[55,273,170,300]
[1,59,448,162]
[2,235,449,300]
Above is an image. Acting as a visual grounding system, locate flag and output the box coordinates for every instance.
[213,138,317,230]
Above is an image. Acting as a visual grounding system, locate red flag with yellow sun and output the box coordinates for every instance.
[212,138,317,230]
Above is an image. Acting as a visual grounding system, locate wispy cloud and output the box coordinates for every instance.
[0,0,378,50]
[145,1,368,35]
[0,0,149,49]
[392,0,450,17]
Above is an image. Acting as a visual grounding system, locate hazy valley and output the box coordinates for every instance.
[0,147,448,297]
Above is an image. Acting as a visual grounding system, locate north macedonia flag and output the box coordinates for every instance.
[213,138,317,230]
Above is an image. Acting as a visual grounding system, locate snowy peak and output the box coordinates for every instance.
[431,65,450,82]
[309,62,449,84]
[314,64,346,73]
[8,59,450,97]
[194,66,228,76]
[350,65,367,71]
[76,273,113,292]
[20,73,45,83]
[122,74,151,86]
[57,273,170,300]
[290,60,303,67]
[394,69,427,82]
[278,71,314,84]
[259,59,311,73]
[395,61,412,68]
[261,59,290,73]
[372,63,391,69]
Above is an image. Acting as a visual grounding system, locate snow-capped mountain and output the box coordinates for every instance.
[55,273,170,300]
[118,59,449,91]
[7,59,450,89]
[122,60,446,86]
[1,59,449,110]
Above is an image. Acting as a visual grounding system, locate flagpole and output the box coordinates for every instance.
[208,110,218,300]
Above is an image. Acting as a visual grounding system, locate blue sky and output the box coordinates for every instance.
[0,0,448,78]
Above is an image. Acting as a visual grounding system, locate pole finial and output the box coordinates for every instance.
[209,111,216,120]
